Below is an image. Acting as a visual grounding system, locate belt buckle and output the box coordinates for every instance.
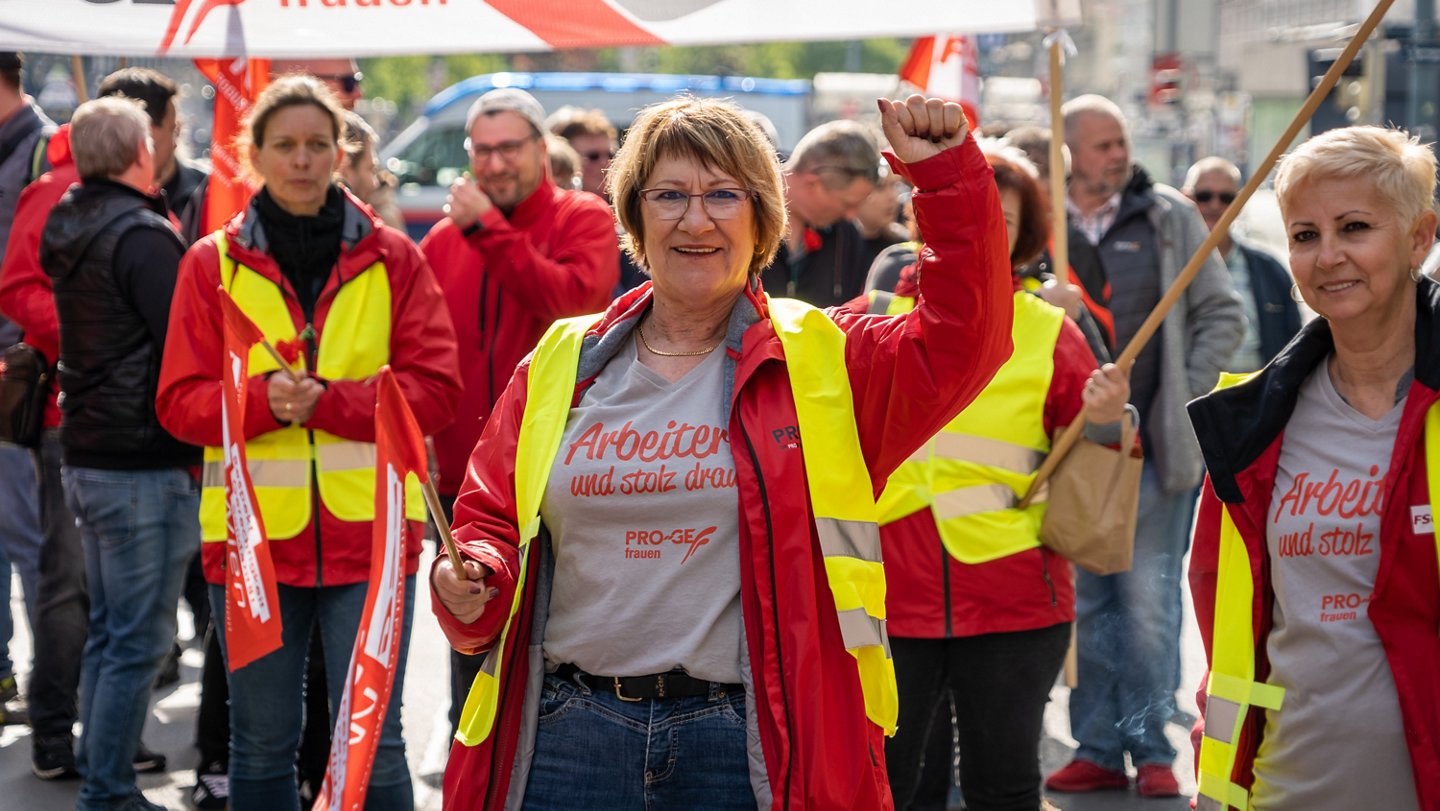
[613,677,643,702]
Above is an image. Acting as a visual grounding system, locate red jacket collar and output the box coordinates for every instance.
[222,185,384,288]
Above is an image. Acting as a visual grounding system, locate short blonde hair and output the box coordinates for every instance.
[1275,125,1437,225]
[608,96,786,276]
[70,96,151,180]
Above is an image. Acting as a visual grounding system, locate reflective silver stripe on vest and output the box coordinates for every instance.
[316,441,376,471]
[933,483,1047,520]
[1202,695,1242,745]
[836,606,892,655]
[867,290,895,315]
[815,517,882,563]
[202,458,310,489]
[929,433,1044,474]
[1194,796,1223,811]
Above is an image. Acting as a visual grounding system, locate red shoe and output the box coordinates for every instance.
[1045,759,1129,792]
[1135,763,1181,798]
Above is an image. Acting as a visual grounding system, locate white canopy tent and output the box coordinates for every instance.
[1,0,1080,58]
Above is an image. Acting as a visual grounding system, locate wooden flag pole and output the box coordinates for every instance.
[423,481,465,572]
[1020,0,1396,508]
[1048,33,1070,287]
[259,341,304,383]
[70,56,87,104]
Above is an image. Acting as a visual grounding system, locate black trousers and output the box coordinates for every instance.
[28,431,87,738]
[886,623,1070,811]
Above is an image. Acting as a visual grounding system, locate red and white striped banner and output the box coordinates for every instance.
[218,286,285,672]
[0,1,1079,58]
[313,366,427,811]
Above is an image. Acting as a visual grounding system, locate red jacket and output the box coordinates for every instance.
[880,282,1095,639]
[0,128,76,429]
[157,187,463,587]
[1186,286,1440,807]
[419,183,617,497]
[430,139,1014,810]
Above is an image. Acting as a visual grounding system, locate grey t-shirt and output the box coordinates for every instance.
[540,338,743,683]
[1252,361,1419,809]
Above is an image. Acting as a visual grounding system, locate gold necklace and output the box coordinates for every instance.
[636,324,722,357]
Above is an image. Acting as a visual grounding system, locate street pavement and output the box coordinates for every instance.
[0,546,1204,810]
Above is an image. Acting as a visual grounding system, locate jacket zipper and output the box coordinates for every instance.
[941,541,953,638]
[305,324,322,588]
[738,410,793,810]
[1039,548,1057,607]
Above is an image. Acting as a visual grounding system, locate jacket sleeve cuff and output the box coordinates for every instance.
[465,208,510,246]
[244,373,286,435]
[882,133,981,192]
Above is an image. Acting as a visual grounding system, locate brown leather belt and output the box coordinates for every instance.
[553,663,742,702]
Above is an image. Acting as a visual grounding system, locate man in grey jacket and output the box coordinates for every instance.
[1046,94,1244,798]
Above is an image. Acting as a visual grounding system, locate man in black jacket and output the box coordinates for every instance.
[760,119,879,306]
[39,96,200,811]
[1184,156,1303,370]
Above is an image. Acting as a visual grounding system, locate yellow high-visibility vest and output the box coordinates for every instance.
[876,291,1063,564]
[455,297,898,747]
[198,233,425,542]
[1196,373,1440,810]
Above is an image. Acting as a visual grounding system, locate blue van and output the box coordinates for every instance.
[380,71,812,239]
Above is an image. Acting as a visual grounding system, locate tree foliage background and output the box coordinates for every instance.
[360,39,912,123]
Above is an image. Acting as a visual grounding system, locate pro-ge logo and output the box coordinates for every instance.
[771,425,799,450]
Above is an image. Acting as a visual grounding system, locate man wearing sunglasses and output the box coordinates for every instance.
[551,108,617,200]
[419,88,618,732]
[1183,156,1301,372]
[271,58,363,110]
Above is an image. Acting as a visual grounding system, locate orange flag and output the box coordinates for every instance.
[313,366,427,811]
[194,57,269,235]
[218,285,284,671]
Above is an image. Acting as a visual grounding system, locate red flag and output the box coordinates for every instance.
[218,285,284,671]
[194,57,269,236]
[313,366,427,811]
[900,35,982,130]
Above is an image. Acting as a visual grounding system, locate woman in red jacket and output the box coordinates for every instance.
[156,76,461,811]
[1187,126,1440,810]
[428,95,1014,810]
[871,149,1133,811]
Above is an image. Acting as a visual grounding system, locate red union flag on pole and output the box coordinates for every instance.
[900,35,983,129]
[194,57,268,235]
[218,286,284,671]
[313,367,427,811]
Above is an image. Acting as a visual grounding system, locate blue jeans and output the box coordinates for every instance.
[209,577,416,811]
[0,442,42,669]
[63,465,199,811]
[521,670,753,809]
[1069,464,1198,770]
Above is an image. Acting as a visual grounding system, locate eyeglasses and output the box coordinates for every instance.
[639,188,754,220]
[315,71,363,94]
[466,134,538,162]
[1193,190,1236,205]
[582,150,615,163]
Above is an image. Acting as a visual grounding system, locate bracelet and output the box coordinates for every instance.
[461,219,484,237]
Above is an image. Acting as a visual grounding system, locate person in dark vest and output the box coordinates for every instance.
[39,95,201,811]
